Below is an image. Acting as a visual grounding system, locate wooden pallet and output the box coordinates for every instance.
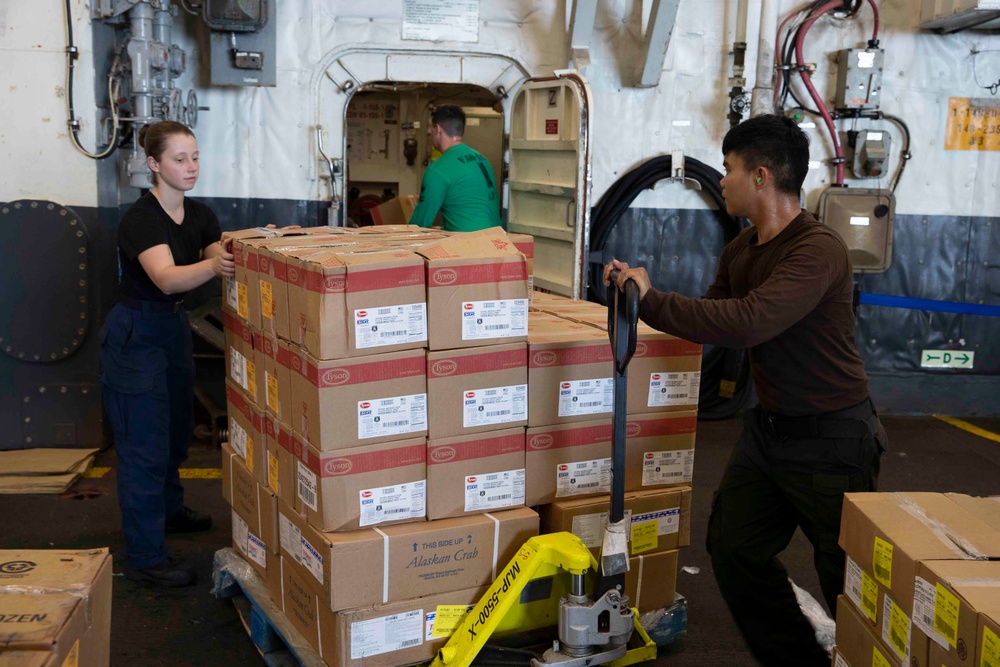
[212,548,324,667]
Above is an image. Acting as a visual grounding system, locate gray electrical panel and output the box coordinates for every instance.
[818,187,894,273]
[851,129,892,179]
[835,48,884,110]
[208,3,276,86]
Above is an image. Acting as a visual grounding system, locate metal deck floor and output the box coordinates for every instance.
[2,414,999,666]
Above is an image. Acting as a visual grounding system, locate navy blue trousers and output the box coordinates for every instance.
[100,303,194,569]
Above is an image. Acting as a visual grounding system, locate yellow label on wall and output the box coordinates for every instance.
[935,583,960,648]
[630,520,658,555]
[246,361,257,398]
[268,451,279,493]
[432,605,471,637]
[245,437,254,474]
[873,537,894,587]
[982,625,1000,667]
[266,372,279,413]
[237,282,248,319]
[260,280,273,319]
[872,645,891,667]
[61,640,79,667]
[888,600,910,659]
[861,570,879,623]
[945,97,1000,151]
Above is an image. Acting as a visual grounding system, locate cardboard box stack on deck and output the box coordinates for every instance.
[220,226,537,665]
[832,492,1000,667]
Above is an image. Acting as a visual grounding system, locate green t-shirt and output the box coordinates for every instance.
[409,143,502,232]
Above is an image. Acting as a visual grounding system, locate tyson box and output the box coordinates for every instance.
[527,328,614,427]
[264,414,298,506]
[295,436,427,532]
[288,347,427,450]
[417,228,529,350]
[284,245,427,360]
[221,443,278,557]
[277,504,537,611]
[226,379,267,485]
[369,195,419,226]
[426,343,528,439]
[426,427,526,520]
[508,232,534,294]
[223,311,261,405]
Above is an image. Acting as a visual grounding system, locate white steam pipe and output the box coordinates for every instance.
[750,0,778,116]
[736,0,748,44]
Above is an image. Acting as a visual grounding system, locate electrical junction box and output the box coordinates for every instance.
[817,187,895,273]
[851,129,892,179]
[835,48,884,110]
[208,3,276,86]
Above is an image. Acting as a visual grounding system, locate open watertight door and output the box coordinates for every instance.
[507,73,593,299]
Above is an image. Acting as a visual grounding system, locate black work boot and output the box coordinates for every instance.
[165,506,213,534]
[124,556,197,588]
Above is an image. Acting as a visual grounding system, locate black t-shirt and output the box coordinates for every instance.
[117,193,222,302]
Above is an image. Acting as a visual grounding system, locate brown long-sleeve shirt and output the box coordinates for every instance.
[638,210,869,416]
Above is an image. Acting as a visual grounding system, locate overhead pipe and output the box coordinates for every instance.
[750,0,779,116]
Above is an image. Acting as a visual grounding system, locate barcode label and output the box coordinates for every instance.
[465,468,525,512]
[359,479,426,527]
[648,371,701,407]
[913,576,950,649]
[844,556,864,613]
[463,384,527,428]
[230,417,248,460]
[461,299,528,341]
[556,458,611,498]
[301,537,324,584]
[226,276,239,310]
[642,449,695,486]
[231,509,249,556]
[279,514,303,564]
[230,348,248,390]
[247,533,267,568]
[558,378,614,417]
[358,393,427,440]
[881,594,910,660]
[354,303,427,349]
[350,609,424,659]
[297,461,318,511]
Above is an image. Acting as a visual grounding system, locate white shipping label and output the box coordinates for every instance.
[558,378,614,417]
[642,449,695,485]
[230,348,248,390]
[297,461,318,511]
[647,372,701,407]
[571,510,634,548]
[358,393,427,440]
[350,610,424,659]
[247,533,267,568]
[834,654,849,667]
[464,468,526,512]
[232,510,249,554]
[226,276,238,310]
[359,479,426,527]
[913,576,950,649]
[461,299,528,341]
[632,507,681,537]
[230,417,248,459]
[556,458,611,498]
[279,514,303,564]
[881,594,910,661]
[463,384,527,428]
[844,556,864,611]
[354,303,427,349]
[301,537,324,584]
[425,605,476,641]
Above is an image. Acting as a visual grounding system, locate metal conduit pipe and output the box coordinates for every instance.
[750,0,778,116]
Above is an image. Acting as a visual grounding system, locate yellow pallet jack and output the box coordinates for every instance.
[430,272,657,667]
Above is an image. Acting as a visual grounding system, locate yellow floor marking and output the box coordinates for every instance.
[82,467,222,479]
[935,415,1000,443]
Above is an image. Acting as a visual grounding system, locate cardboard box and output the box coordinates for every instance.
[277,503,537,611]
[264,414,295,503]
[538,487,692,559]
[296,436,427,532]
[417,228,529,351]
[288,347,427,450]
[253,330,291,423]
[527,329,614,427]
[226,379,267,485]
[223,311,261,405]
[976,610,1000,667]
[370,195,419,226]
[508,232,534,294]
[524,412,698,507]
[915,560,1000,667]
[836,595,903,667]
[944,493,1000,533]
[627,549,678,613]
[426,343,528,439]
[426,427,526,520]
[0,548,112,667]
[222,443,279,557]
[285,245,427,360]
[318,585,488,667]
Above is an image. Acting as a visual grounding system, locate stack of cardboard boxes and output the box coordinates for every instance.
[529,292,701,613]
[220,226,700,665]
[832,492,1000,667]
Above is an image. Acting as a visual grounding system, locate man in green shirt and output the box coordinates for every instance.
[408,105,502,232]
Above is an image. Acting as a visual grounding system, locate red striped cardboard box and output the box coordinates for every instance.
[225,378,267,486]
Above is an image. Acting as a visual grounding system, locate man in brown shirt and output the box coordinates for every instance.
[605,115,886,666]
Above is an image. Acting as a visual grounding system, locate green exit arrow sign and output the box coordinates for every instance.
[921,350,975,369]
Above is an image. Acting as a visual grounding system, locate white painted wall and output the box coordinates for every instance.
[2,0,998,217]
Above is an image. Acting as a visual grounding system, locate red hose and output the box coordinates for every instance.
[795,0,845,184]
[866,0,880,42]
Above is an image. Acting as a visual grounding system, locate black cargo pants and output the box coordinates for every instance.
[706,399,885,666]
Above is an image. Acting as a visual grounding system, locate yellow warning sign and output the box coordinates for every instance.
[945,97,1000,151]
